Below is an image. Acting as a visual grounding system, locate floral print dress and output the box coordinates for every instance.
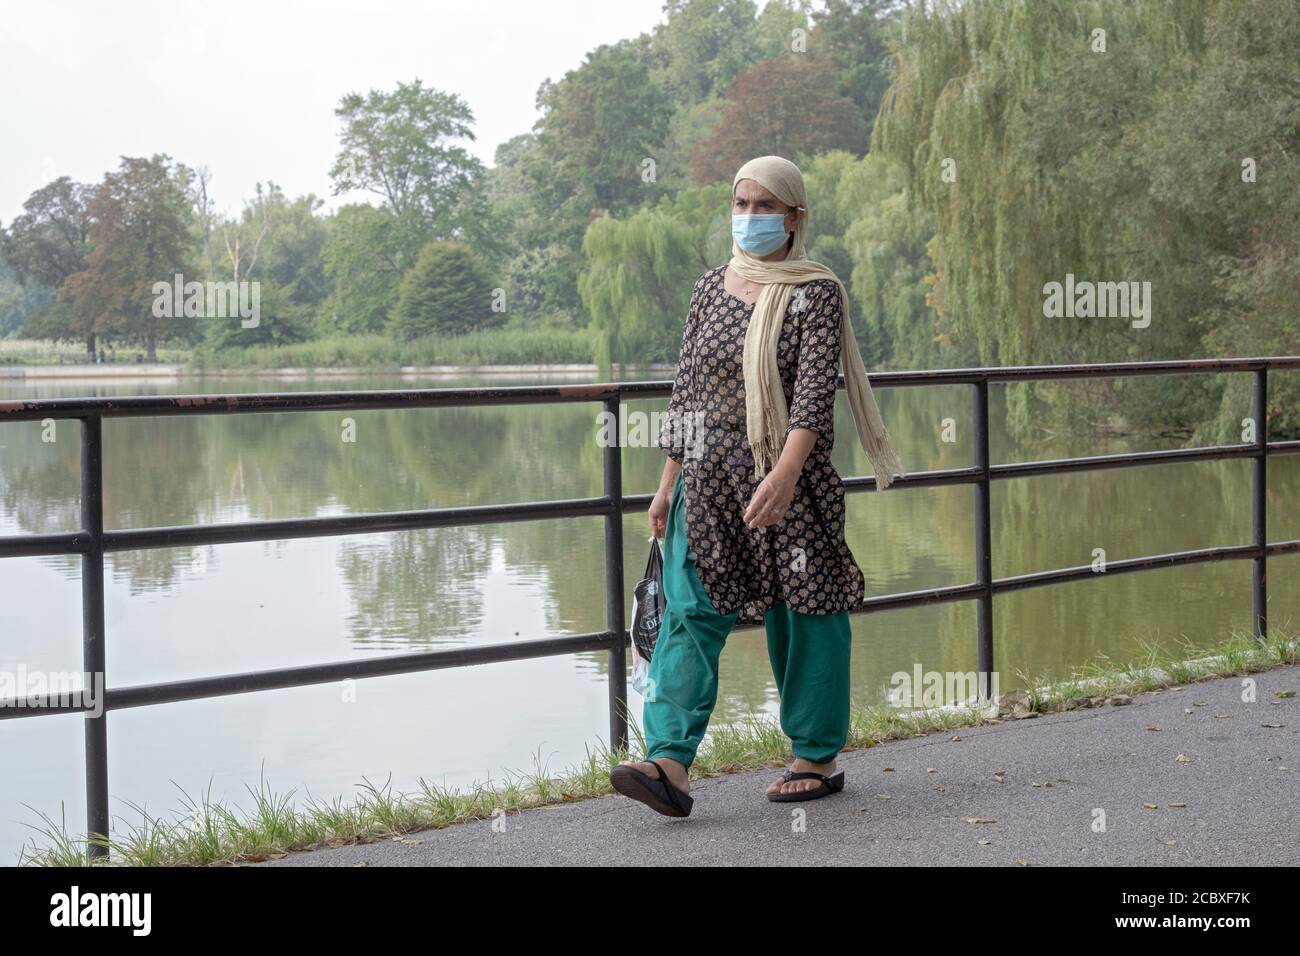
[657,264,866,627]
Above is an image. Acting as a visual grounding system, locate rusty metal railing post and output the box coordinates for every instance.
[1252,368,1268,641]
[973,381,995,698]
[603,393,628,753]
[81,414,110,858]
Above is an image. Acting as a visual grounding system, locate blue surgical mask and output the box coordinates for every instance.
[731,213,789,255]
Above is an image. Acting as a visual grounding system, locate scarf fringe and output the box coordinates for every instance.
[750,429,782,481]
[862,423,906,491]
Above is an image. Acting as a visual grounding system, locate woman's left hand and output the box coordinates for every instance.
[743,465,797,529]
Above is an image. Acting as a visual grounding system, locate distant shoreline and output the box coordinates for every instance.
[1,363,678,381]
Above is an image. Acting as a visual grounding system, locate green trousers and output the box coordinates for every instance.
[643,469,852,769]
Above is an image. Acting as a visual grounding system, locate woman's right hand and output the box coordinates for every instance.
[648,487,671,539]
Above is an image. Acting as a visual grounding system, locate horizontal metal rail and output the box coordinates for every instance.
[0,355,1296,857]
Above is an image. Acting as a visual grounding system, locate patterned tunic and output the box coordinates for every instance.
[657,264,866,627]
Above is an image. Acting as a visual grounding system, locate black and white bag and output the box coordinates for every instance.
[629,536,666,695]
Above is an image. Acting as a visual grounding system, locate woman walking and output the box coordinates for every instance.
[609,155,905,817]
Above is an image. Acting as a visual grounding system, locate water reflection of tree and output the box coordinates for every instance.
[0,416,80,539]
[336,402,604,648]
[0,406,212,590]
[338,526,493,649]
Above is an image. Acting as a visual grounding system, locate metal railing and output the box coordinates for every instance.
[2,356,1298,857]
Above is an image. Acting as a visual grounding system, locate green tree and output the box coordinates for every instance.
[1158,0,1300,441]
[578,182,729,366]
[0,247,52,338]
[532,40,676,220]
[256,191,330,318]
[389,240,499,340]
[809,0,897,121]
[201,183,324,350]
[836,152,939,368]
[872,0,1221,436]
[329,78,502,261]
[482,133,585,321]
[3,177,92,288]
[649,0,766,104]
[653,98,729,192]
[321,204,409,334]
[510,39,678,318]
[1,177,92,348]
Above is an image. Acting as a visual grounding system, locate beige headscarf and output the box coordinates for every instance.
[731,155,905,489]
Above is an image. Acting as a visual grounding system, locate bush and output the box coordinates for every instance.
[389,241,500,340]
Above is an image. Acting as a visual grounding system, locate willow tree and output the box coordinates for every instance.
[1148,0,1300,443]
[834,152,938,369]
[578,183,730,368]
[873,0,1216,437]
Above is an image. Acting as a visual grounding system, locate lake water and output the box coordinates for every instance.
[1,370,1296,863]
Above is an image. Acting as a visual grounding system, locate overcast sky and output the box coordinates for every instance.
[0,0,666,224]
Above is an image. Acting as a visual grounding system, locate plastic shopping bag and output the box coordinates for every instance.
[629,535,666,696]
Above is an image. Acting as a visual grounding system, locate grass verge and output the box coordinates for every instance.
[185,328,598,370]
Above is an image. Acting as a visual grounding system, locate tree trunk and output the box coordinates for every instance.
[146,332,157,363]
[85,334,96,364]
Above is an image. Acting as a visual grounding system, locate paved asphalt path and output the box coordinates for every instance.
[253,664,1299,866]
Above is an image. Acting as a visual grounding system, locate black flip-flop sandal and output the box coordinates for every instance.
[766,768,846,802]
[610,761,694,817]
